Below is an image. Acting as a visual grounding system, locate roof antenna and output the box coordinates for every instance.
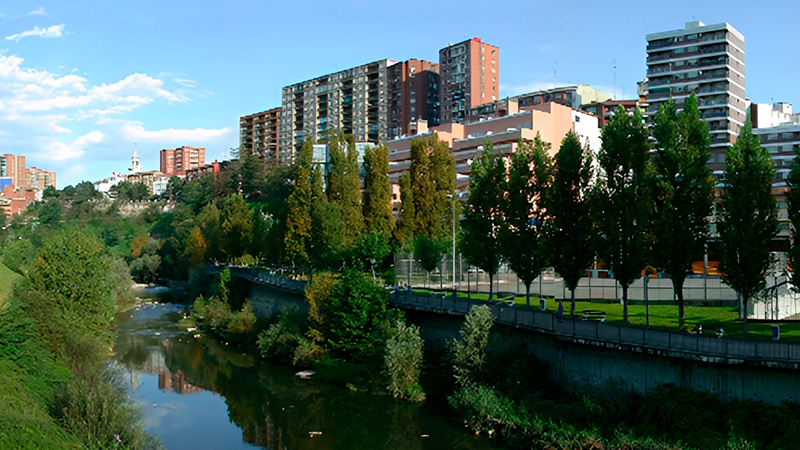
[613,59,617,100]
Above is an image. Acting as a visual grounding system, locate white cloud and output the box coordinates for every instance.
[27,7,47,16]
[499,80,559,98]
[5,24,65,42]
[43,131,105,161]
[174,78,197,88]
[121,121,230,142]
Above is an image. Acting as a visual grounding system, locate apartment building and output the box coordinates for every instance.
[160,146,206,177]
[0,154,26,191]
[279,59,393,165]
[646,21,746,176]
[581,99,642,128]
[439,38,499,124]
[386,102,600,205]
[387,59,440,139]
[26,167,56,190]
[468,85,612,123]
[240,108,281,165]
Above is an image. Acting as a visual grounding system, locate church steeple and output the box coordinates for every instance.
[129,143,141,173]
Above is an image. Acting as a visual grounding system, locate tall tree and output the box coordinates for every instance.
[718,122,777,337]
[196,202,222,262]
[409,136,436,238]
[547,131,594,316]
[787,147,800,290]
[185,226,209,268]
[595,106,651,323]
[460,142,505,301]
[310,164,344,270]
[327,132,363,247]
[284,139,314,270]
[362,144,394,239]
[430,136,457,241]
[221,193,254,261]
[651,95,714,330]
[396,171,416,248]
[500,134,553,308]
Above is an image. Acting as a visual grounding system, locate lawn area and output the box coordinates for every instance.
[409,288,800,341]
[0,261,20,307]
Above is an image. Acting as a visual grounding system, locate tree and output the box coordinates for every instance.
[448,304,494,387]
[787,147,800,290]
[396,171,416,248]
[165,176,183,200]
[323,270,402,357]
[196,203,222,262]
[310,165,344,270]
[362,144,394,239]
[327,132,363,247]
[384,321,425,401]
[353,231,391,282]
[718,122,777,337]
[594,106,651,323]
[414,234,444,276]
[38,198,63,227]
[2,239,36,275]
[284,139,313,270]
[651,95,714,330]
[185,226,209,268]
[221,194,254,261]
[547,131,595,316]
[409,135,455,241]
[500,134,553,309]
[460,142,505,301]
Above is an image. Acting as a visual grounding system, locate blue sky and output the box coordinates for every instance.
[1,0,798,188]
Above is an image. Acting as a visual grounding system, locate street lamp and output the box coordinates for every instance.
[446,193,456,294]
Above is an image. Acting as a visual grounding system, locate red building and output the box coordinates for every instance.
[160,146,205,177]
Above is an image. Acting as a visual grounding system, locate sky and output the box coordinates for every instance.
[1,0,798,188]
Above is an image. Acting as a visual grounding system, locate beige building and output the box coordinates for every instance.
[26,167,56,190]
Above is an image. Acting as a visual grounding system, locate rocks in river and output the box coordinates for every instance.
[295,370,315,379]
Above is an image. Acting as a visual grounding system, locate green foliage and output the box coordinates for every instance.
[352,230,391,279]
[362,144,394,239]
[226,301,256,335]
[130,254,161,284]
[408,134,455,241]
[501,133,553,306]
[414,234,443,274]
[256,305,305,361]
[2,239,36,275]
[594,106,651,322]
[26,228,116,350]
[305,272,335,344]
[788,145,800,290]
[177,173,214,213]
[310,166,345,269]
[221,194,254,261]
[448,304,494,387]
[396,171,415,247]
[547,130,595,314]
[323,270,402,358]
[184,226,208,268]
[217,267,231,304]
[327,132,364,247]
[284,139,313,269]
[448,383,515,435]
[460,142,504,300]
[384,321,425,401]
[718,122,777,335]
[108,256,136,310]
[651,95,714,329]
[111,181,150,202]
[196,202,222,262]
[38,198,63,227]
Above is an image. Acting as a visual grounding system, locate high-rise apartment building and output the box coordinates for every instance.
[240,107,281,164]
[160,146,205,177]
[27,167,56,190]
[0,154,26,191]
[279,59,393,165]
[646,21,746,176]
[387,59,440,139]
[439,37,499,124]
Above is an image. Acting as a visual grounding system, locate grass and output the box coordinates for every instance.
[0,261,21,307]
[409,288,800,341]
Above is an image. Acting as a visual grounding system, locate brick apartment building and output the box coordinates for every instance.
[387,59,440,139]
[240,108,281,165]
[160,146,206,177]
[439,37,499,124]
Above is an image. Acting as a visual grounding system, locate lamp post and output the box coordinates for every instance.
[447,193,456,295]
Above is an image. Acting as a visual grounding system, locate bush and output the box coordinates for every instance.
[448,304,494,387]
[2,239,36,275]
[256,306,304,360]
[203,297,232,331]
[292,337,323,367]
[226,301,256,336]
[384,321,425,401]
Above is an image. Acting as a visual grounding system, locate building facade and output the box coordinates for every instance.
[160,146,205,177]
[439,38,499,124]
[240,108,281,165]
[0,154,26,191]
[387,59,440,139]
[467,85,612,123]
[646,21,746,177]
[279,59,393,165]
[581,99,642,128]
[26,167,56,190]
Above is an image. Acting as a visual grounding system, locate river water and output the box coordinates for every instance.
[112,302,505,450]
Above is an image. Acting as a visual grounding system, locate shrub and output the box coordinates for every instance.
[384,321,425,401]
[448,304,494,387]
[203,297,232,331]
[292,337,323,367]
[226,301,256,336]
[2,239,36,275]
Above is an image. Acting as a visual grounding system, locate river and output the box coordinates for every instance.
[112,302,506,450]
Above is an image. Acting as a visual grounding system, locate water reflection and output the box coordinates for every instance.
[113,303,502,450]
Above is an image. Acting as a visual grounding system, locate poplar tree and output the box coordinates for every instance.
[310,164,344,270]
[500,134,553,308]
[547,131,594,316]
[396,171,415,248]
[284,139,313,270]
[221,193,254,261]
[787,148,800,290]
[410,136,436,238]
[460,142,505,301]
[595,106,651,323]
[718,122,777,337]
[362,144,394,239]
[651,95,714,330]
[327,132,363,247]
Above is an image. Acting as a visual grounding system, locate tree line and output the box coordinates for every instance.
[461,93,785,336]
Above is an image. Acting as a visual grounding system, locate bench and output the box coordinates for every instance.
[495,296,516,307]
[582,310,607,321]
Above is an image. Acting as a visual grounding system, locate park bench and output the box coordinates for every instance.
[582,310,607,321]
